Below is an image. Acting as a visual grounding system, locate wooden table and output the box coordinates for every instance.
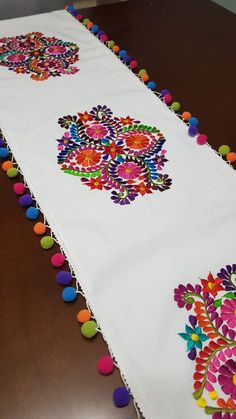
[0,1,235,418]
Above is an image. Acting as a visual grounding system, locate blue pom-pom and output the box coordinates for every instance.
[147,81,156,90]
[19,194,33,207]
[26,207,39,220]
[62,286,77,302]
[56,271,72,285]
[188,125,198,137]
[67,5,74,12]
[119,49,127,58]
[91,24,99,34]
[160,89,169,97]
[0,147,9,158]
[189,117,199,126]
[113,387,130,407]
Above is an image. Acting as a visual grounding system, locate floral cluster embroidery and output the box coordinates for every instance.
[56,105,172,205]
[0,32,79,80]
[174,264,236,418]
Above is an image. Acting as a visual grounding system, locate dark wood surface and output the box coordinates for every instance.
[0,1,235,418]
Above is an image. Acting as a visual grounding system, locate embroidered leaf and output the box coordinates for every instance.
[213,298,222,308]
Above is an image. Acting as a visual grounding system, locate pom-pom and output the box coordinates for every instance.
[108,40,115,49]
[171,102,181,112]
[19,194,33,207]
[7,167,18,178]
[218,144,230,156]
[147,81,156,90]
[40,236,55,250]
[138,69,147,76]
[0,147,9,158]
[163,94,172,104]
[226,152,236,163]
[113,387,130,407]
[75,13,82,21]
[119,49,127,58]
[141,73,149,82]
[97,355,114,375]
[62,287,77,302]
[188,126,198,137]
[83,18,90,25]
[112,45,120,53]
[130,60,138,70]
[91,24,99,34]
[197,134,207,145]
[160,89,169,97]
[56,271,72,285]
[189,117,199,126]
[182,111,192,121]
[33,222,46,235]
[2,160,13,171]
[26,207,39,220]
[77,309,91,323]
[81,320,98,338]
[13,182,25,195]
[51,252,65,267]
[123,54,131,64]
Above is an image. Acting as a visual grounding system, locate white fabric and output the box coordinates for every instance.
[0,10,235,419]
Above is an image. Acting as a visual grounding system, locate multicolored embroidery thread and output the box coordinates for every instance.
[56,105,172,205]
[174,264,236,419]
[0,32,79,81]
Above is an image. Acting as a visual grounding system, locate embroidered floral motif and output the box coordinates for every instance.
[0,32,79,80]
[174,264,236,418]
[56,105,172,205]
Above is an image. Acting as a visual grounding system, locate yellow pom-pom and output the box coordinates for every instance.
[209,390,218,400]
[197,397,207,408]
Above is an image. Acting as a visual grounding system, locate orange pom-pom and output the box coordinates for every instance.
[182,111,192,121]
[141,73,149,82]
[87,21,93,29]
[112,45,120,53]
[226,152,236,163]
[2,160,13,171]
[33,222,47,235]
[77,309,91,323]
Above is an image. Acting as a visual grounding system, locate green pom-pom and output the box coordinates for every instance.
[218,144,230,156]
[83,18,90,25]
[171,101,181,112]
[138,69,147,76]
[81,320,98,339]
[7,167,18,178]
[108,40,115,48]
[40,236,55,250]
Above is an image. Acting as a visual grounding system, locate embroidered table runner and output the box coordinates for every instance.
[0,10,236,419]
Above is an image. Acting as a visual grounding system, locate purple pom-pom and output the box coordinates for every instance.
[113,387,130,407]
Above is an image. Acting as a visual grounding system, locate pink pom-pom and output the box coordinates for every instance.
[197,134,207,145]
[163,94,172,104]
[13,182,25,195]
[75,14,83,21]
[100,34,108,43]
[97,355,114,375]
[51,253,65,267]
[130,60,138,70]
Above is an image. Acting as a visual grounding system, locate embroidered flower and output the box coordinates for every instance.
[154,174,172,191]
[201,272,224,297]
[78,111,93,124]
[103,141,124,160]
[218,360,236,400]
[125,133,150,150]
[154,150,168,170]
[86,123,108,140]
[220,299,236,328]
[76,149,101,167]
[119,116,135,125]
[86,176,103,190]
[133,182,153,196]
[117,162,141,180]
[179,316,208,360]
[217,264,236,291]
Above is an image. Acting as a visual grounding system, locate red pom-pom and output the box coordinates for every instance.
[100,34,108,43]
[75,14,82,21]
[130,60,138,70]
[197,134,207,145]
[13,182,25,195]
[97,355,114,375]
[163,94,172,104]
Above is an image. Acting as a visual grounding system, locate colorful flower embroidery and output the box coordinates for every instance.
[174,263,236,418]
[56,105,172,205]
[0,32,79,81]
